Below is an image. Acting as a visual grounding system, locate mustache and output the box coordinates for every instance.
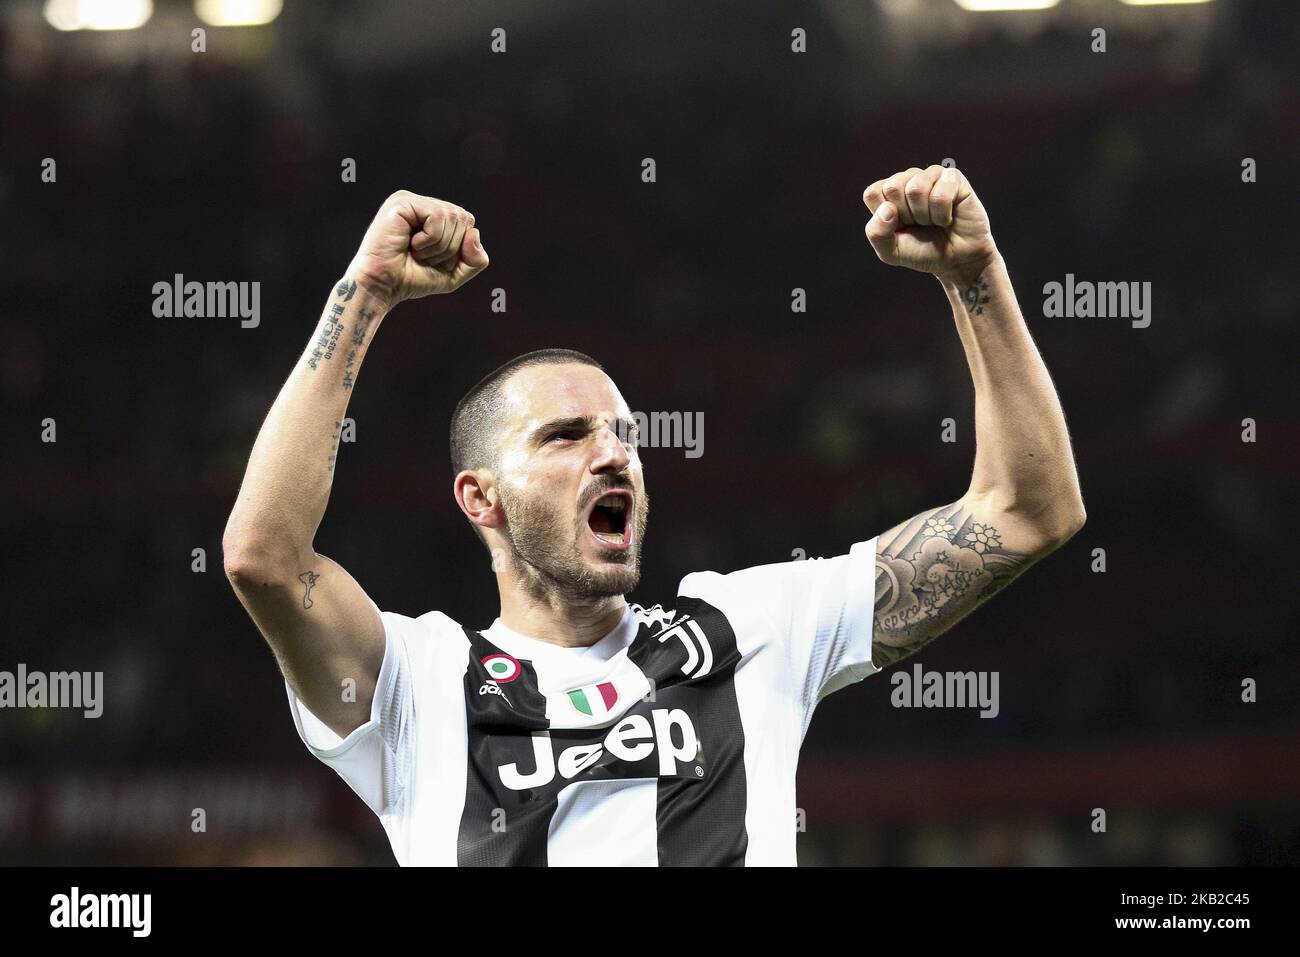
[579,476,636,512]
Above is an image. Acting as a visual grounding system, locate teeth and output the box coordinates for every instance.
[599,496,626,512]
[596,531,622,543]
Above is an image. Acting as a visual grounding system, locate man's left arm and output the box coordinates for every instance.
[862,165,1086,669]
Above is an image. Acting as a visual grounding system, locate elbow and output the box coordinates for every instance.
[977,488,1086,548]
[976,484,1086,552]
[222,505,306,586]
[1057,502,1087,545]
[222,533,300,588]
[1038,493,1086,550]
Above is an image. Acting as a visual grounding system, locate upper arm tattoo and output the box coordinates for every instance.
[872,503,1028,669]
[298,570,320,609]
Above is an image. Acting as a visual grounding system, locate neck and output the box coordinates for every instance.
[497,573,628,649]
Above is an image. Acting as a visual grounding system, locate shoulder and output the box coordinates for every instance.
[373,606,472,669]
[671,541,878,639]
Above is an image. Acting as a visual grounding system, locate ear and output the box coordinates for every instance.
[454,469,504,533]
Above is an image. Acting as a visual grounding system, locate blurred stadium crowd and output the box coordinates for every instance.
[1,0,1296,864]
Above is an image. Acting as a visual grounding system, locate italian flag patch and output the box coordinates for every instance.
[568,681,618,718]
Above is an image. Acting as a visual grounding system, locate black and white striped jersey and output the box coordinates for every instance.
[285,537,881,865]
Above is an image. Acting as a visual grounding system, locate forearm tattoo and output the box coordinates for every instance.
[308,303,346,370]
[341,307,375,390]
[308,280,372,374]
[960,274,991,316]
[326,418,342,474]
[872,503,1027,668]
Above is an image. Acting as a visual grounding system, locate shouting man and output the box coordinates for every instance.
[223,166,1085,866]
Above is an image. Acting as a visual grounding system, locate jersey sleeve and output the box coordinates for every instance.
[678,537,881,740]
[283,597,416,818]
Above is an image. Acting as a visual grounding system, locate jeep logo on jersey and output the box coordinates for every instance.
[497,707,700,790]
[567,681,618,718]
[480,653,521,682]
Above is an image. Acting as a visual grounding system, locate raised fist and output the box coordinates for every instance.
[346,191,489,309]
[863,166,997,285]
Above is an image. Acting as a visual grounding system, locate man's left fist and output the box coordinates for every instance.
[863,165,997,285]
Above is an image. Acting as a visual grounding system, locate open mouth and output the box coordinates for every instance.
[585,489,633,551]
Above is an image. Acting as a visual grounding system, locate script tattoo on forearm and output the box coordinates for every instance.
[307,282,358,371]
[308,305,346,370]
[352,307,374,347]
[872,504,1027,668]
[341,307,375,390]
[298,570,320,609]
[326,418,343,474]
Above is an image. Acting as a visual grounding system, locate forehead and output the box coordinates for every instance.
[498,362,630,434]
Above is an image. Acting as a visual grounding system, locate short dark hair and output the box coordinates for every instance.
[449,348,603,477]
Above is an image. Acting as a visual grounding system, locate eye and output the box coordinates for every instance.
[610,421,639,445]
[546,429,585,443]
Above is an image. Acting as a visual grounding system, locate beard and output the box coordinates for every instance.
[498,480,649,604]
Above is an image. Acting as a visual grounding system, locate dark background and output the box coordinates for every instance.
[1,0,1297,865]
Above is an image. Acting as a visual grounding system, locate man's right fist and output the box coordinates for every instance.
[346,191,489,309]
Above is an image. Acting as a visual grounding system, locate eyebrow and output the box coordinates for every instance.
[530,415,640,444]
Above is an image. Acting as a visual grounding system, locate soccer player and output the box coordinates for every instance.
[223,167,1085,865]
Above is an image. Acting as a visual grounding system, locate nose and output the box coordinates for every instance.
[590,420,632,475]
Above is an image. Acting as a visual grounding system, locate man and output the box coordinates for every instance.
[223,166,1085,866]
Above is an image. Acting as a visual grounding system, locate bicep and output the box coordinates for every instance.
[227,548,385,737]
[872,495,1053,669]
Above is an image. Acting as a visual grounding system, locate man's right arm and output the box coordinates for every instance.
[222,191,488,738]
